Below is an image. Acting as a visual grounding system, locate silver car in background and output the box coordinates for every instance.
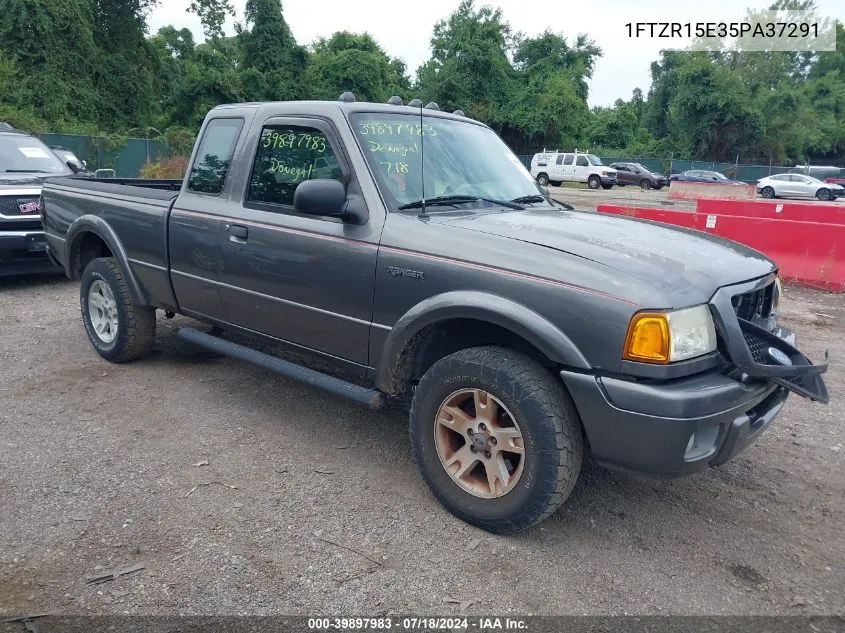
[757,173,844,201]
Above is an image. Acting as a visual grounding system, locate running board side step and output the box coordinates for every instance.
[178,327,383,410]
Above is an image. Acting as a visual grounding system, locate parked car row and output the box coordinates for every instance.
[527,154,844,203]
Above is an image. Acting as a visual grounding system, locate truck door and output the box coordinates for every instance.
[560,154,575,181]
[216,116,381,368]
[572,154,590,183]
[169,117,246,322]
[549,154,565,181]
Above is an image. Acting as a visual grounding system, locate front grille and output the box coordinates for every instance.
[0,195,40,217]
[731,281,775,321]
[741,319,811,391]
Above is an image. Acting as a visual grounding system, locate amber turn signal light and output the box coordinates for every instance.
[623,312,671,364]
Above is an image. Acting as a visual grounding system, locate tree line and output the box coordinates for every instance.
[0,0,843,164]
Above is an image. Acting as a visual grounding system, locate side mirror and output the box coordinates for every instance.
[82,160,88,170]
[294,179,348,218]
[66,160,80,173]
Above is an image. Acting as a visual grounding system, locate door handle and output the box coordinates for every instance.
[226,224,248,242]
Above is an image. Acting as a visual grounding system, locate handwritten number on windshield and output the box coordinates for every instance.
[262,132,326,153]
[359,122,436,137]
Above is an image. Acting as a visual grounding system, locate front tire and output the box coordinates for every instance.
[816,188,832,201]
[640,179,652,190]
[409,346,583,535]
[587,175,601,189]
[80,257,156,363]
[536,173,549,187]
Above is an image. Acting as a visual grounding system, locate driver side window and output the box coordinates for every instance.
[247,125,343,209]
[575,156,588,167]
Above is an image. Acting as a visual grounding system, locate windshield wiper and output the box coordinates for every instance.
[398,195,524,211]
[511,193,575,211]
[3,169,50,173]
[510,194,548,205]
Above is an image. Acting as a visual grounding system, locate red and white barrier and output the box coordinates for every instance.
[668,182,758,201]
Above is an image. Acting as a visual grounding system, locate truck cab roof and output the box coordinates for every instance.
[208,100,482,126]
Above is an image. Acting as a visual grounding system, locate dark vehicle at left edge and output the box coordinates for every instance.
[0,122,71,275]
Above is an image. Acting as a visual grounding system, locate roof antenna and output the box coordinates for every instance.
[418,100,427,219]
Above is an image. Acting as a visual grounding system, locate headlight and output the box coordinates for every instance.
[623,305,717,364]
[772,276,782,314]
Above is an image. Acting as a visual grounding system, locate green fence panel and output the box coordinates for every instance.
[36,133,170,177]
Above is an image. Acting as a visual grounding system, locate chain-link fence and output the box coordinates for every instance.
[35,133,170,178]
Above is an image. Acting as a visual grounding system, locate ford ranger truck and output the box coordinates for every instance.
[40,97,828,535]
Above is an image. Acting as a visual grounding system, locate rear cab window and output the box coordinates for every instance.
[188,118,244,194]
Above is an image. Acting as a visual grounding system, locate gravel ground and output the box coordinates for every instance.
[0,273,842,617]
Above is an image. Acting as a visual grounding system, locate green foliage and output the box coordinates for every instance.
[305,32,410,102]
[0,0,843,166]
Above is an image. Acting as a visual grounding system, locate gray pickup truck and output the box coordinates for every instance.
[41,96,828,534]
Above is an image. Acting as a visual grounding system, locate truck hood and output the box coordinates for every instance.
[440,209,776,305]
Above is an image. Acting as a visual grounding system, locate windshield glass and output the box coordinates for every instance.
[350,112,544,210]
[586,154,603,166]
[0,134,69,173]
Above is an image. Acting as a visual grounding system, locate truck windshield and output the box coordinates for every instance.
[350,112,544,210]
[0,134,69,174]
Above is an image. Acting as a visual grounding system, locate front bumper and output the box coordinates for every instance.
[563,275,827,477]
[562,368,788,476]
[600,175,617,184]
[0,230,61,276]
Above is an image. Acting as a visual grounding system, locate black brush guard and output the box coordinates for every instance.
[710,279,829,404]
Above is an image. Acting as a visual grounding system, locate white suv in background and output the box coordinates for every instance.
[530,151,617,189]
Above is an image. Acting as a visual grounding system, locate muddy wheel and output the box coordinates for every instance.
[80,257,156,363]
[536,173,549,187]
[409,346,583,534]
[587,175,601,189]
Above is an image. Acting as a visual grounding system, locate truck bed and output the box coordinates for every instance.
[41,176,181,309]
[48,176,182,198]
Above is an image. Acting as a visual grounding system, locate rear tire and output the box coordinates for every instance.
[760,186,775,199]
[816,188,832,201]
[80,257,156,363]
[536,173,549,187]
[409,346,583,535]
[587,176,601,189]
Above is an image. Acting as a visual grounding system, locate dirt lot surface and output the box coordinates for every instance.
[0,273,842,617]
[549,185,845,213]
